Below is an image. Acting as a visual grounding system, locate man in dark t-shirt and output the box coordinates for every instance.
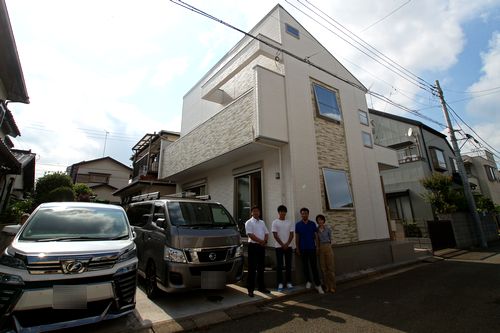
[295,207,324,294]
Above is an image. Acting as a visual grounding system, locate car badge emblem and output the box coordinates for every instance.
[208,252,217,261]
[62,260,85,274]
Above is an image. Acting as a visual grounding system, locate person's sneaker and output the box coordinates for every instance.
[316,285,324,294]
[305,282,312,289]
[286,283,293,289]
[277,283,284,292]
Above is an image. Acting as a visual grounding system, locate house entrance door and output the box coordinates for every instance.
[234,171,262,236]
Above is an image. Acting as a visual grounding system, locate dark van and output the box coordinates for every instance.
[126,193,243,298]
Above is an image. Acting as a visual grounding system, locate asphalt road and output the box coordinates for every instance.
[192,251,500,333]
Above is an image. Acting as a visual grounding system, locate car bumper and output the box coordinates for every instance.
[159,257,244,292]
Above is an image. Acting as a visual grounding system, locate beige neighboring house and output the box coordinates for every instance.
[463,150,500,205]
[67,157,132,204]
[113,130,179,204]
[159,5,408,276]
[0,0,30,215]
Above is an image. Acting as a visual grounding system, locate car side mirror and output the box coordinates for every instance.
[2,224,21,236]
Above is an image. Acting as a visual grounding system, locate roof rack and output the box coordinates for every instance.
[131,191,211,202]
[131,191,160,202]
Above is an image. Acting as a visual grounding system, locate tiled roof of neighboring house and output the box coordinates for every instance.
[11,149,35,167]
[0,138,21,173]
[0,0,29,103]
[89,183,118,190]
[69,156,132,171]
[112,180,175,196]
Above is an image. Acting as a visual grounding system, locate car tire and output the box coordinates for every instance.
[145,262,159,299]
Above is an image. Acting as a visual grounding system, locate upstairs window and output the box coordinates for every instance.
[362,131,373,148]
[322,168,353,209]
[285,23,300,39]
[358,110,369,126]
[485,165,498,181]
[312,83,342,122]
[430,147,447,171]
[449,157,458,172]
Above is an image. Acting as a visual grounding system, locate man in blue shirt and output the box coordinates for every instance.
[295,207,324,294]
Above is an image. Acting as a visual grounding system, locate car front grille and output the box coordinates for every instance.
[189,263,233,276]
[25,253,118,275]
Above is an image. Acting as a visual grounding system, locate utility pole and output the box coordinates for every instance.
[435,80,487,248]
[103,130,109,157]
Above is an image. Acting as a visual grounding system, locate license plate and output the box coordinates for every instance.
[53,285,87,309]
[201,271,226,289]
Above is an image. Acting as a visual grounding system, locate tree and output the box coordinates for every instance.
[73,183,94,202]
[421,173,465,215]
[34,172,75,205]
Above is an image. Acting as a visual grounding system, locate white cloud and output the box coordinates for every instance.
[150,57,189,88]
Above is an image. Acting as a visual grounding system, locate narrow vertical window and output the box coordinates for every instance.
[362,131,373,148]
[358,110,369,126]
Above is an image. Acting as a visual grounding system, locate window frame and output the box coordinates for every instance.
[358,110,369,126]
[312,82,343,122]
[322,168,354,210]
[484,165,498,181]
[429,147,447,171]
[362,131,373,148]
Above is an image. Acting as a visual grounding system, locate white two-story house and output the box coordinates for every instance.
[159,5,408,275]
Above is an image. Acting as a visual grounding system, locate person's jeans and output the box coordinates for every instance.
[275,247,292,285]
[301,249,321,286]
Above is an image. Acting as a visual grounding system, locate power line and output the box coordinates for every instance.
[361,0,412,32]
[445,101,500,157]
[292,0,436,94]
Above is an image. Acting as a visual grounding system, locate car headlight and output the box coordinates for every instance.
[234,244,244,258]
[164,246,187,263]
[0,252,26,270]
[117,245,137,263]
[0,272,24,286]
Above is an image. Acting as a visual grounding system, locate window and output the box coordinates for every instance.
[126,203,153,227]
[485,165,498,181]
[322,168,354,209]
[285,23,300,39]
[430,147,447,171]
[312,83,342,122]
[362,131,373,148]
[358,110,369,126]
[235,171,262,236]
[89,173,110,184]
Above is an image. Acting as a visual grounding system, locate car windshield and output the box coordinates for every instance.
[167,202,236,227]
[19,206,130,241]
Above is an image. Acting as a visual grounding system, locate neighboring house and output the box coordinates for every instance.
[0,0,30,214]
[463,150,500,205]
[66,157,132,204]
[10,149,36,200]
[113,130,179,204]
[159,5,405,276]
[369,108,457,235]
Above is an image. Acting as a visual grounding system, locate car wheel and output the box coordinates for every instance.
[145,262,159,299]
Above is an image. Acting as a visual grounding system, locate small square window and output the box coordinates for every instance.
[285,23,300,39]
[362,131,373,148]
[312,83,342,122]
[359,110,369,126]
[323,168,353,209]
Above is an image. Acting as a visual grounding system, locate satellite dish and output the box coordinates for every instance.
[407,128,413,137]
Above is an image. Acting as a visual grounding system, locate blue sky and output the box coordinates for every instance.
[5,0,500,178]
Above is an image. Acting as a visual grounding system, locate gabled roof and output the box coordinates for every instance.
[0,0,29,104]
[0,138,20,173]
[89,183,118,190]
[69,156,132,171]
[11,149,35,167]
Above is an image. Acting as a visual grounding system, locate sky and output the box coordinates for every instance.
[5,0,500,179]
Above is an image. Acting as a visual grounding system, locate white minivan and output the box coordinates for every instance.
[0,202,138,332]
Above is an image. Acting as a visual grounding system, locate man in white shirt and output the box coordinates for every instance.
[245,206,270,297]
[272,205,294,291]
